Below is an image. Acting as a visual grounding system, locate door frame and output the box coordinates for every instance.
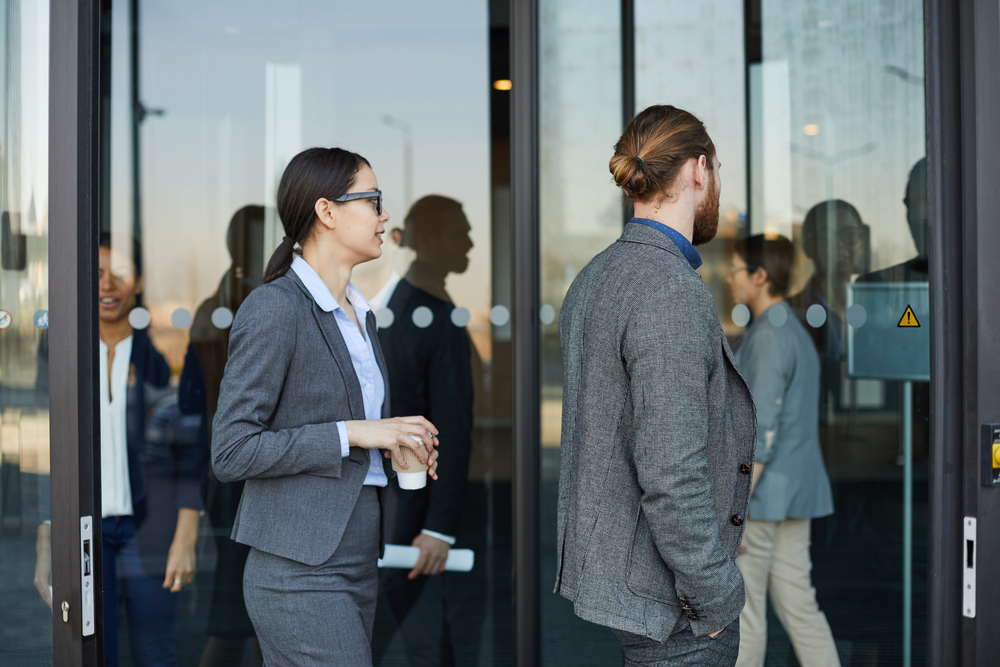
[49,0,102,664]
[950,0,1000,664]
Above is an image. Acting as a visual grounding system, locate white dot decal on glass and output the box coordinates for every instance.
[767,305,788,328]
[128,307,151,330]
[490,305,510,327]
[33,310,49,330]
[211,307,234,330]
[540,304,556,325]
[412,306,434,329]
[806,304,827,328]
[450,307,471,328]
[846,304,867,328]
[171,308,193,329]
[376,307,395,329]
[731,304,751,328]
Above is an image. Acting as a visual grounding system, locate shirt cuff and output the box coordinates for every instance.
[420,529,455,545]
[336,421,350,458]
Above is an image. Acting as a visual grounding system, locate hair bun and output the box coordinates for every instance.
[609,154,648,198]
[609,105,716,204]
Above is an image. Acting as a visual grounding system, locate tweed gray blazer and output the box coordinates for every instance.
[555,223,757,642]
[212,269,390,566]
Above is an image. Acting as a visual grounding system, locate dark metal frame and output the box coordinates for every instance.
[621,0,634,127]
[511,0,540,664]
[954,0,1000,664]
[621,0,635,227]
[924,0,963,663]
[49,1,101,665]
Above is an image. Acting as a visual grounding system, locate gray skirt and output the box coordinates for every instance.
[243,486,380,666]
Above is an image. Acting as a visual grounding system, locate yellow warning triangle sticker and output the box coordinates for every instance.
[898,305,920,327]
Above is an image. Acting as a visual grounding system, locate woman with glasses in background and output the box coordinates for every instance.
[727,234,840,667]
[212,147,440,666]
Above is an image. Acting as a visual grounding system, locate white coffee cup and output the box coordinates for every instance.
[391,435,429,490]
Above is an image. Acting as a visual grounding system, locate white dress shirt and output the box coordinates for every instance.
[291,257,387,487]
[100,335,134,518]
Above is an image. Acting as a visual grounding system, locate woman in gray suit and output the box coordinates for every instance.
[728,234,839,667]
[212,147,440,666]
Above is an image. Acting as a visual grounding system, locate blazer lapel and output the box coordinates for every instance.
[366,311,391,418]
[311,301,366,420]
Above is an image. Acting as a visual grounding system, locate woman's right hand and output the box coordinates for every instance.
[344,416,438,471]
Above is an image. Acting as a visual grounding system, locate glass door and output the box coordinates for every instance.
[539,0,929,664]
[97,0,513,664]
[0,0,54,663]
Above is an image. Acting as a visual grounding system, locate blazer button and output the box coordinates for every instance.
[740,463,752,474]
[731,514,744,526]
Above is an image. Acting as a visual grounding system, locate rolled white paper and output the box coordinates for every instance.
[377,544,475,572]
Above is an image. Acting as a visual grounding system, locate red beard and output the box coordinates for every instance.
[692,171,720,246]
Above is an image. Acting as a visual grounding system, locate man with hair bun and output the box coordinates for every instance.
[556,105,756,666]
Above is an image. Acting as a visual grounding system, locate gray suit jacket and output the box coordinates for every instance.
[555,223,757,641]
[212,269,390,566]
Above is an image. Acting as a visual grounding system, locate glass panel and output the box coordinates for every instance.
[540,1,927,665]
[742,2,928,663]
[0,0,53,664]
[100,1,511,664]
[539,0,622,663]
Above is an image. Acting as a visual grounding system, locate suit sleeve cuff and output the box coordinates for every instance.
[337,422,350,458]
[420,529,456,545]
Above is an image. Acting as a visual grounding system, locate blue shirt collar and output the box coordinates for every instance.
[629,217,703,270]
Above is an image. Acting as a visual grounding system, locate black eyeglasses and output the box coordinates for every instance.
[333,190,383,215]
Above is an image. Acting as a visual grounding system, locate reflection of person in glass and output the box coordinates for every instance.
[211,147,440,666]
[375,195,474,667]
[788,199,870,363]
[727,235,838,667]
[856,158,928,283]
[35,235,204,667]
[178,205,265,666]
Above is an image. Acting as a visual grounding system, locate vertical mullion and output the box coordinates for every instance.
[621,0,634,227]
[511,0,540,665]
[49,0,100,665]
[743,0,760,239]
[924,0,963,662]
[622,0,634,127]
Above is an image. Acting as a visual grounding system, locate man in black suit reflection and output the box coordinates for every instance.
[855,159,930,460]
[375,195,475,667]
[177,205,265,667]
[856,158,928,284]
[789,199,870,417]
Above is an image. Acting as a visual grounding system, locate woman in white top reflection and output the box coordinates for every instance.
[211,147,440,667]
[36,236,202,667]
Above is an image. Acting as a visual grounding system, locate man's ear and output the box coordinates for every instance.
[693,155,709,190]
[391,229,403,245]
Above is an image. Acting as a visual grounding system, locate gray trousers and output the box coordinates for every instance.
[613,617,740,667]
[243,486,380,667]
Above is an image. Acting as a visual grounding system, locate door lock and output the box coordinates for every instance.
[964,517,976,618]
[61,601,69,623]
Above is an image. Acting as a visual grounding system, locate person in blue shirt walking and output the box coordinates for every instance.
[727,234,839,667]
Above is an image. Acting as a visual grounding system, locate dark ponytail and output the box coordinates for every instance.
[261,147,371,284]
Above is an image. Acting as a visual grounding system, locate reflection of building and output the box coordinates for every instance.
[12,1,1000,666]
